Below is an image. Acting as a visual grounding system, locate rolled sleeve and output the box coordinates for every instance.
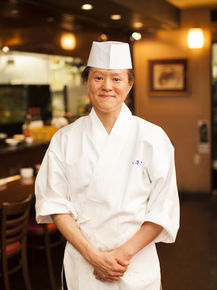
[144,147,180,243]
[35,131,77,224]
[36,197,78,224]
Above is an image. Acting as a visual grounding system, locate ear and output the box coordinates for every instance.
[84,80,88,88]
[128,80,134,92]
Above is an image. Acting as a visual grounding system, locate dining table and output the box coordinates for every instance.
[0,175,35,204]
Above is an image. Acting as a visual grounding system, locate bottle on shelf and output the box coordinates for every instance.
[28,107,43,129]
[22,113,32,137]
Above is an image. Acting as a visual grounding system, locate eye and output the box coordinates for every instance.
[94,76,103,81]
[113,77,120,82]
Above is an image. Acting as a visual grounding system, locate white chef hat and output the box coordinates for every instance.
[87,41,132,69]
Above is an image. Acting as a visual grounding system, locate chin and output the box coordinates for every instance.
[96,104,122,114]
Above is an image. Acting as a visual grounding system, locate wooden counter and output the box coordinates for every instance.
[0,141,48,178]
[0,178,34,204]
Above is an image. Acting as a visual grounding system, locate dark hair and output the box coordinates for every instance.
[81,66,91,83]
[81,66,134,83]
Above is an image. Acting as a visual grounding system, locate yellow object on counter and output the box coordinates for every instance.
[0,175,21,186]
[13,134,25,141]
[30,126,58,142]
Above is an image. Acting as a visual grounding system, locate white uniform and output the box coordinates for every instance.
[35,103,179,290]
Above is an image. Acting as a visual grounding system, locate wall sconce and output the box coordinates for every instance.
[187,28,204,49]
[60,33,76,50]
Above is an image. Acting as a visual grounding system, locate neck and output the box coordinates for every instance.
[94,106,122,134]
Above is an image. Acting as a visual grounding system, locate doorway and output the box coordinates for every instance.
[211,42,217,192]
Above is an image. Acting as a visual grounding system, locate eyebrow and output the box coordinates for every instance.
[91,70,123,76]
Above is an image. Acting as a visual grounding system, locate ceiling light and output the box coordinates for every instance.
[134,22,143,29]
[110,14,121,20]
[81,4,93,10]
[2,46,10,53]
[131,32,142,40]
[60,33,76,50]
[188,28,204,49]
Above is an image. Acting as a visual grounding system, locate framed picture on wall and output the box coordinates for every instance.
[149,58,188,96]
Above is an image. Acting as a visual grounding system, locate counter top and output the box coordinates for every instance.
[0,140,48,179]
[0,177,34,204]
[0,140,49,155]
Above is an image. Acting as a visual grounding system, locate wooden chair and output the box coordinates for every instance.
[0,194,33,290]
[28,217,65,290]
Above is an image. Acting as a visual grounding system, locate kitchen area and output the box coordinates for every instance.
[0,50,89,179]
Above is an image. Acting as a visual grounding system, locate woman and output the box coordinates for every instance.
[35,41,179,289]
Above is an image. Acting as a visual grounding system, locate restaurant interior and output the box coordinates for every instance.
[1,0,217,289]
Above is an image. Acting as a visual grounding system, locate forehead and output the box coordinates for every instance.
[89,67,128,76]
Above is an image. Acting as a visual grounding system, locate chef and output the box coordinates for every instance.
[35,41,180,290]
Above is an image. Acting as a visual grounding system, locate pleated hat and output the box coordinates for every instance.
[87,41,132,69]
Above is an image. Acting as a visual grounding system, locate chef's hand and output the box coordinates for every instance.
[93,246,132,282]
[91,250,129,282]
[93,268,119,282]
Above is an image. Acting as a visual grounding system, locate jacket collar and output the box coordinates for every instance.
[86,103,132,143]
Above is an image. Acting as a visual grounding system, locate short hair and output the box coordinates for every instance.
[81,66,134,84]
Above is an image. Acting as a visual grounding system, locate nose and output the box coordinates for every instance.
[102,78,112,91]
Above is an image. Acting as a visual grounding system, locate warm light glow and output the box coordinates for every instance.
[81,4,93,10]
[11,9,19,15]
[188,28,204,49]
[110,14,121,20]
[60,33,76,50]
[47,17,55,23]
[133,22,143,29]
[131,32,142,40]
[2,46,10,53]
[99,34,108,41]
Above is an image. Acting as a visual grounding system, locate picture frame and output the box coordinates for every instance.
[149,58,188,96]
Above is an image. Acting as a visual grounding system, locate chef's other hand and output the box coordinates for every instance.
[90,250,129,281]
[93,269,120,282]
[109,247,131,268]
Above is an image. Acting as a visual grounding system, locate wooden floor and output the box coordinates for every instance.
[1,193,217,290]
[158,194,217,290]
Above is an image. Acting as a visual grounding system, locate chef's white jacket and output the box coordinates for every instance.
[35,103,179,290]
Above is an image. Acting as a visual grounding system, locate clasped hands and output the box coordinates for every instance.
[91,248,130,283]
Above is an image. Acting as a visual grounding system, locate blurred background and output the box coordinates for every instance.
[1,0,217,289]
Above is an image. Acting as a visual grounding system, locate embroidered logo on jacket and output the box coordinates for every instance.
[132,160,143,166]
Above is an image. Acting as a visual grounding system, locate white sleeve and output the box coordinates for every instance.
[143,133,180,243]
[35,131,77,224]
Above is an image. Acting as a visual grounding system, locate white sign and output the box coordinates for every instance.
[198,120,210,154]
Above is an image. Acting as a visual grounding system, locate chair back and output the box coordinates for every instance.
[1,194,33,254]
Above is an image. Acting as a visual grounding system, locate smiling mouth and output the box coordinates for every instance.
[99,94,115,98]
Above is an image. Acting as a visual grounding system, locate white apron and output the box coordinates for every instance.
[35,103,179,290]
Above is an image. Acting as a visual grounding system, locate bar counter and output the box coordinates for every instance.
[0,177,34,203]
[0,140,49,155]
[0,141,49,178]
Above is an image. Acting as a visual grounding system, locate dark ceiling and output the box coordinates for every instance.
[0,0,180,58]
